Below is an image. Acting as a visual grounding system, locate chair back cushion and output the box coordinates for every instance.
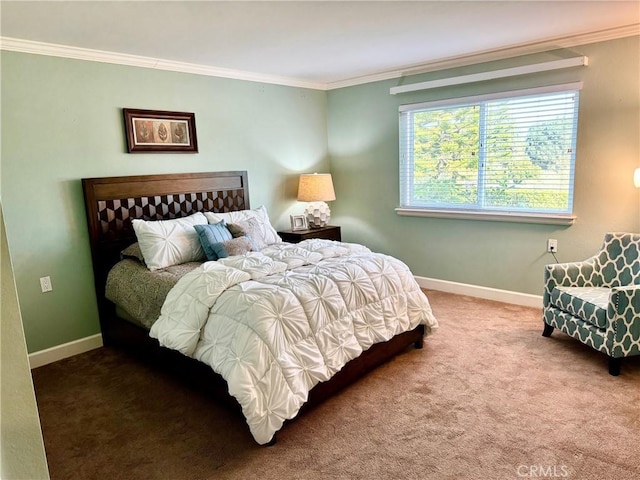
[597,233,640,287]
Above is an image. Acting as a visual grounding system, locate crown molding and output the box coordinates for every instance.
[0,37,327,90]
[326,23,640,90]
[2,23,638,92]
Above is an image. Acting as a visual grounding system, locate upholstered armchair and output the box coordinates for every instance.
[542,232,640,376]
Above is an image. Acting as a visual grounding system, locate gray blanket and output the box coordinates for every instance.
[105,259,200,328]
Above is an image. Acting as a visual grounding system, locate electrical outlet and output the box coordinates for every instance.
[39,276,53,293]
[547,239,558,253]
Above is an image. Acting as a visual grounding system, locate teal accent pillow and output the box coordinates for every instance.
[194,221,233,261]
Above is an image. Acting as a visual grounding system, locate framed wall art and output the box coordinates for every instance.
[290,214,308,231]
[123,108,198,153]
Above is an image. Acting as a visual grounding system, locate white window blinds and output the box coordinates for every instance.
[399,83,581,217]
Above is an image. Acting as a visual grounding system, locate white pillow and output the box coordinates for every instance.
[132,212,207,270]
[203,205,282,246]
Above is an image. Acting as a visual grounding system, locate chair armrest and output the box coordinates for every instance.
[543,258,600,307]
[609,285,640,316]
[607,286,640,356]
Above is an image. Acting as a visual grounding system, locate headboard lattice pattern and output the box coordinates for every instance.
[96,190,246,241]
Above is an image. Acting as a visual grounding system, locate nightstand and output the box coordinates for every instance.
[278,225,341,243]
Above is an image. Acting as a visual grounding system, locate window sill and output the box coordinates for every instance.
[395,208,576,226]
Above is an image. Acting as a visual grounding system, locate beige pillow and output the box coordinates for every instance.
[212,236,254,258]
[227,218,268,250]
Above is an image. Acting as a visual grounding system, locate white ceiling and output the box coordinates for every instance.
[1,1,639,89]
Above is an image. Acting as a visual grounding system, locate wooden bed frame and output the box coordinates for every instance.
[82,170,425,443]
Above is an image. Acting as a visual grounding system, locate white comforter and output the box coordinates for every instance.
[150,239,438,444]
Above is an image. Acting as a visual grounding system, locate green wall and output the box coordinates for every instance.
[1,36,638,354]
[1,52,328,352]
[328,36,640,295]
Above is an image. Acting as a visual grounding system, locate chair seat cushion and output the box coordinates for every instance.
[551,286,610,329]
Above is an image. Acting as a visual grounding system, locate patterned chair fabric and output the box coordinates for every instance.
[543,232,640,375]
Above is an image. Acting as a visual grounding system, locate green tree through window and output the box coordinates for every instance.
[400,86,579,216]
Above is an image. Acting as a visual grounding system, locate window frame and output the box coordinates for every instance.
[397,83,582,225]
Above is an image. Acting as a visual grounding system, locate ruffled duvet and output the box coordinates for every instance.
[150,239,438,444]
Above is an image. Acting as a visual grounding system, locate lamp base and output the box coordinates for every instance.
[304,201,331,228]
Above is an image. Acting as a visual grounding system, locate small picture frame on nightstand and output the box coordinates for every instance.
[290,215,307,231]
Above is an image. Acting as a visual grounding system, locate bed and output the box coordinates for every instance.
[82,171,437,445]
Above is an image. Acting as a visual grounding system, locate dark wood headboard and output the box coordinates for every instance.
[82,171,249,306]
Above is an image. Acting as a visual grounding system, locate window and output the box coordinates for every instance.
[398,83,581,224]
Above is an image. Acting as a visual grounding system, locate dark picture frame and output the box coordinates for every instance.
[123,108,198,153]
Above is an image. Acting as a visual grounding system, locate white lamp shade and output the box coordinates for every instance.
[635,168,640,188]
[298,173,335,228]
[297,173,336,202]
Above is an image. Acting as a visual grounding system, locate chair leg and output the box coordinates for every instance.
[608,357,622,376]
[542,323,554,337]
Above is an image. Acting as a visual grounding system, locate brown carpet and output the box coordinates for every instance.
[32,290,640,480]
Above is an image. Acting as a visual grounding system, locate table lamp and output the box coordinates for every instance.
[297,173,336,228]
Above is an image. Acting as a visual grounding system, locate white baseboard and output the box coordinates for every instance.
[415,276,542,309]
[26,278,538,369]
[29,333,103,369]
